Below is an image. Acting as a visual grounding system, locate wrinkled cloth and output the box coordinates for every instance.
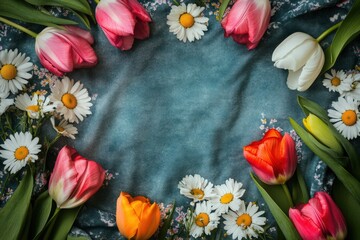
[1,0,359,239]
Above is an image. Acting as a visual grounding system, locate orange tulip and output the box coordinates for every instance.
[116,192,161,240]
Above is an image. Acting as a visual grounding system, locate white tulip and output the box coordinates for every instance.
[272,32,325,91]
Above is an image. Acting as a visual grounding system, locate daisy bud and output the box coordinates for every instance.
[116,192,161,240]
[243,129,297,185]
[303,113,343,155]
[48,146,105,209]
[289,191,347,240]
[272,32,325,91]
[95,0,151,50]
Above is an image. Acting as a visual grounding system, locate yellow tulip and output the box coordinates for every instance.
[303,113,343,155]
[116,192,160,240]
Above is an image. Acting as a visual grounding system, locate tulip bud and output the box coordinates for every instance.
[303,113,343,155]
[95,0,151,50]
[272,32,325,91]
[48,146,105,209]
[116,192,161,240]
[221,0,271,50]
[35,26,97,76]
[243,129,297,185]
[289,191,347,240]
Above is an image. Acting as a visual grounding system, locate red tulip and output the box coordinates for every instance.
[48,146,105,209]
[116,192,161,240]
[221,0,271,50]
[35,26,98,76]
[289,191,347,240]
[95,0,151,50]
[243,129,297,184]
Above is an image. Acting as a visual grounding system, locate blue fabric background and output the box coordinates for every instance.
[1,0,359,239]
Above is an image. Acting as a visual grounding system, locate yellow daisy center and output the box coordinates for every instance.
[190,188,204,200]
[220,193,234,204]
[236,213,252,228]
[179,13,195,28]
[341,110,357,126]
[14,146,29,161]
[61,93,77,109]
[26,105,40,112]
[1,64,17,80]
[195,212,209,227]
[330,77,341,86]
[55,126,65,132]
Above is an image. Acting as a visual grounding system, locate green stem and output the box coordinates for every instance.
[282,183,294,208]
[94,0,100,4]
[0,16,37,38]
[173,0,180,6]
[316,21,342,42]
[42,134,61,171]
[36,207,61,240]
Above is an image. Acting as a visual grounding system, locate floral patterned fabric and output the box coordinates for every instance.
[0,0,359,239]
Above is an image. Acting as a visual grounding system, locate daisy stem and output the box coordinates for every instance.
[172,0,180,6]
[316,21,342,42]
[42,134,61,171]
[0,16,38,38]
[94,0,100,3]
[0,173,10,199]
[218,0,231,21]
[281,183,294,208]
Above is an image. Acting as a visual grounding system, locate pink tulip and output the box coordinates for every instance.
[35,26,98,76]
[243,129,297,184]
[221,0,271,50]
[48,145,105,209]
[289,192,347,240]
[95,0,151,50]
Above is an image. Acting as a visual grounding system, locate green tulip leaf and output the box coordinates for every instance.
[0,0,77,27]
[25,0,93,16]
[67,236,91,240]
[0,168,33,239]
[297,95,328,121]
[250,173,301,240]
[289,169,309,205]
[297,96,360,178]
[290,118,360,204]
[30,190,54,239]
[218,0,231,21]
[321,0,360,74]
[332,178,360,239]
[49,207,82,240]
[70,10,91,30]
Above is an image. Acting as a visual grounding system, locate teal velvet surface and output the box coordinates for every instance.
[0,0,359,239]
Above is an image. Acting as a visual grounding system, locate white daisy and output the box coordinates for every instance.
[223,202,266,240]
[211,178,246,215]
[15,93,55,119]
[341,73,360,101]
[50,116,78,139]
[50,77,92,123]
[0,49,33,95]
[167,3,209,43]
[0,132,41,174]
[322,69,352,94]
[178,174,215,203]
[328,96,360,140]
[0,92,14,115]
[190,201,220,238]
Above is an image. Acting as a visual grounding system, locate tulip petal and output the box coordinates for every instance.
[272,32,313,62]
[116,192,140,239]
[60,159,105,209]
[278,133,297,178]
[296,45,325,91]
[289,206,325,240]
[134,20,150,40]
[127,0,151,22]
[48,146,78,207]
[96,0,136,36]
[64,26,94,44]
[136,203,161,240]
